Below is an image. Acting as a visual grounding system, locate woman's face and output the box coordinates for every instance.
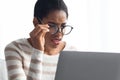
[42,10,67,48]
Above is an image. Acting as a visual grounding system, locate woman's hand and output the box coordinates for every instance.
[29,24,49,51]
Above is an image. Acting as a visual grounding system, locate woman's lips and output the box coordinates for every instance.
[51,38,61,45]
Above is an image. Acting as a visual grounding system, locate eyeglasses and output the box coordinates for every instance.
[48,23,73,35]
[37,17,73,35]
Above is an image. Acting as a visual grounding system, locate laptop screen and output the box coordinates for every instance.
[55,51,120,80]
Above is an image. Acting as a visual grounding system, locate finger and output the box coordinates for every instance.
[36,29,49,39]
[41,29,49,37]
[30,26,41,37]
[36,24,49,29]
[30,24,49,37]
[39,24,49,30]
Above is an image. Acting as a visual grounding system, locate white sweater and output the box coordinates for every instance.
[5,38,60,80]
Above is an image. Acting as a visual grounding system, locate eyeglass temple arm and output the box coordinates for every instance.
[37,17,44,24]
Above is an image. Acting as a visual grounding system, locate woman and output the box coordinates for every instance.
[4,0,73,80]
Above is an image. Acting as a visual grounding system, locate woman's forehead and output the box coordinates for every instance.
[44,10,67,23]
[47,10,67,19]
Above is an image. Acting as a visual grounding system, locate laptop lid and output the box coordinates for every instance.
[55,51,120,80]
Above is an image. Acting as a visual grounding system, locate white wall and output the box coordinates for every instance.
[0,59,8,80]
[1,0,120,59]
[64,0,120,52]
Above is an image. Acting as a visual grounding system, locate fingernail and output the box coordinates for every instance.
[47,29,49,32]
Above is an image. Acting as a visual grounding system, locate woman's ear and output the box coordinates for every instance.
[33,17,39,27]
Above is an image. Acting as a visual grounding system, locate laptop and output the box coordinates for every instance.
[55,51,120,80]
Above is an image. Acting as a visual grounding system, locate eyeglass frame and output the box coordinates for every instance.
[37,17,73,35]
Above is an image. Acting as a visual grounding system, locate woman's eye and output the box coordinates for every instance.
[61,25,66,28]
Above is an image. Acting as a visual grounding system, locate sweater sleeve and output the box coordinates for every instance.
[27,48,43,80]
[4,42,43,80]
